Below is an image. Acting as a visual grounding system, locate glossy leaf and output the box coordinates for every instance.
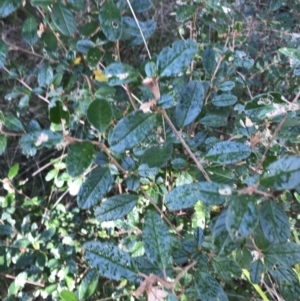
[121,16,156,46]
[140,142,173,167]
[0,39,8,68]
[77,269,99,300]
[99,1,122,41]
[195,271,228,301]
[200,112,228,127]
[51,2,76,36]
[157,39,197,77]
[87,47,102,67]
[67,142,95,177]
[260,200,290,244]
[218,81,235,92]
[264,242,300,266]
[212,209,242,256]
[206,141,251,164]
[202,47,216,75]
[250,260,264,284]
[143,211,171,269]
[19,130,62,156]
[77,167,113,209]
[95,194,138,221]
[175,81,204,128]
[165,182,230,211]
[226,196,258,239]
[22,17,38,46]
[260,156,300,190]
[108,110,156,154]
[104,62,139,86]
[0,135,7,155]
[0,224,14,235]
[8,163,19,179]
[0,0,22,18]
[38,64,53,87]
[269,0,283,11]
[87,99,112,133]
[83,241,137,281]
[176,4,196,22]
[49,100,70,124]
[76,39,94,53]
[212,257,241,282]
[131,0,152,13]
[212,94,237,107]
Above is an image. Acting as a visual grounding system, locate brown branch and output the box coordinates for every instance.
[254,89,300,174]
[0,273,44,288]
[140,188,182,239]
[159,109,211,182]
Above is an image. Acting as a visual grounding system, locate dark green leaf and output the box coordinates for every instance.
[3,114,24,132]
[260,200,290,244]
[194,271,228,301]
[22,17,38,46]
[87,99,112,133]
[175,81,204,128]
[157,94,174,109]
[206,141,251,164]
[99,1,122,41]
[0,135,7,155]
[95,194,138,221]
[31,0,52,7]
[108,110,156,154]
[80,21,99,37]
[200,112,228,127]
[264,242,300,266]
[130,0,152,13]
[104,62,139,86]
[77,167,113,209]
[19,130,63,156]
[83,241,137,281]
[67,142,95,177]
[140,142,173,167]
[250,260,264,284]
[269,0,283,11]
[260,156,300,190]
[212,209,242,256]
[121,16,156,46]
[76,39,94,53]
[0,39,8,68]
[0,0,22,18]
[38,64,53,87]
[49,100,70,124]
[60,290,78,301]
[176,4,196,22]
[165,182,230,211]
[202,47,216,75]
[143,211,171,269]
[212,257,241,282]
[77,269,99,300]
[194,227,204,248]
[226,196,258,238]
[51,2,76,36]
[218,81,235,92]
[42,31,58,51]
[87,47,102,67]
[0,225,14,235]
[212,94,237,107]
[157,39,197,77]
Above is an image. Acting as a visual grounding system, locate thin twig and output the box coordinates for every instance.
[254,89,300,173]
[0,273,44,288]
[140,188,182,238]
[160,109,211,182]
[125,0,151,59]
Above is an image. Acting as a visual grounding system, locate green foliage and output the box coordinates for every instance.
[1,0,300,300]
